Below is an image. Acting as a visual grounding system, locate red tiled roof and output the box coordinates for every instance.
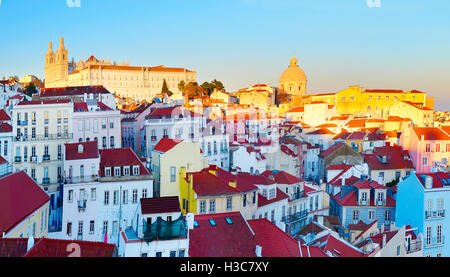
[346,119,367,128]
[309,233,368,257]
[73,102,88,112]
[17,99,71,106]
[306,128,335,135]
[65,141,99,160]
[99,148,150,177]
[354,220,379,241]
[0,172,50,235]
[319,142,346,158]
[189,212,257,257]
[262,170,303,184]
[140,197,180,214]
[153,138,183,153]
[299,244,329,257]
[24,238,116,257]
[364,89,403,94]
[441,125,450,135]
[146,106,202,119]
[356,230,399,249]
[258,189,289,207]
[416,172,450,189]
[332,190,396,207]
[328,176,360,188]
[40,86,112,97]
[413,127,450,141]
[0,123,12,133]
[286,107,304,113]
[248,219,300,257]
[236,172,275,186]
[364,146,414,170]
[0,110,11,121]
[0,238,28,257]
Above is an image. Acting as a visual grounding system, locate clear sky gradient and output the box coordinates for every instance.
[0,0,449,110]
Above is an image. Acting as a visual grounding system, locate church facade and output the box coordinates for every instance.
[45,37,196,101]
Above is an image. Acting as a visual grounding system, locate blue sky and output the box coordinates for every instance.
[0,0,449,110]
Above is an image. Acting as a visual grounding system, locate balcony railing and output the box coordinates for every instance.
[65,175,99,184]
[14,156,22,163]
[43,155,50,161]
[78,199,87,211]
[281,210,308,224]
[14,133,73,142]
[42,177,50,184]
[290,191,304,201]
[425,210,445,220]
[17,120,28,126]
[406,240,422,254]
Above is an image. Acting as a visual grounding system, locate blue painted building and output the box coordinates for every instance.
[396,171,450,257]
[330,178,396,231]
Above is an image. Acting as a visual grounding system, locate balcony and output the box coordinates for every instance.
[43,154,50,161]
[14,156,22,163]
[65,175,99,184]
[406,240,423,255]
[29,156,37,163]
[141,215,187,241]
[14,133,73,142]
[151,136,157,142]
[281,210,308,224]
[425,236,445,248]
[425,210,445,220]
[57,154,63,161]
[290,191,304,201]
[17,120,28,126]
[78,199,87,211]
[42,177,50,184]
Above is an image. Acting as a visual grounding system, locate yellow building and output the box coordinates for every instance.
[1,171,50,239]
[236,84,274,110]
[278,56,307,106]
[388,101,434,127]
[179,166,258,219]
[151,139,207,198]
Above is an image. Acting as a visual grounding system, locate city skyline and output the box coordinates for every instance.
[0,0,449,110]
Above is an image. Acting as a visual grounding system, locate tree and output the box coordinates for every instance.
[177,80,186,93]
[184,82,206,98]
[211,79,224,91]
[24,83,37,97]
[201,81,215,96]
[161,79,173,97]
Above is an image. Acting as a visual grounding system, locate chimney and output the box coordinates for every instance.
[27,236,35,252]
[186,213,195,230]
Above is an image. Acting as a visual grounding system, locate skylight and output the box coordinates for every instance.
[225,217,233,224]
[209,219,216,226]
[193,220,199,227]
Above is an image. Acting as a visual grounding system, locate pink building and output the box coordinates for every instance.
[401,126,450,173]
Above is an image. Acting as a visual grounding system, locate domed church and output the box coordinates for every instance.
[277,55,307,106]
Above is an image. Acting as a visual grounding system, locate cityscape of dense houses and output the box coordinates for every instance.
[0,37,449,258]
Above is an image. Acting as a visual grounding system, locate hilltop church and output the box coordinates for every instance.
[44,36,196,101]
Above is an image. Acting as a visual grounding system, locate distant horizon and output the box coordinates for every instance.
[0,0,449,110]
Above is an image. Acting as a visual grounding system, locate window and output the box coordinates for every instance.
[123,190,128,204]
[112,221,118,235]
[426,144,431,152]
[179,250,185,257]
[200,201,206,214]
[368,210,375,220]
[385,210,391,222]
[170,166,176,182]
[90,221,95,234]
[226,197,232,211]
[423,157,428,166]
[142,188,147,199]
[426,226,432,246]
[68,190,73,202]
[91,188,96,201]
[437,224,443,244]
[110,120,114,129]
[133,166,140,175]
[102,137,107,148]
[104,191,110,205]
[105,167,111,177]
[114,167,121,176]
[78,221,83,236]
[103,221,108,234]
[361,192,368,204]
[353,210,360,222]
[397,245,401,257]
[132,189,138,204]
[252,191,256,204]
[209,199,216,213]
[243,194,247,207]
[155,252,162,257]
[67,222,72,236]
[170,251,176,257]
[113,191,119,205]
[123,166,130,176]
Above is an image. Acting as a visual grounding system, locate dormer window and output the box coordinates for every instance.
[114,167,121,177]
[360,191,368,205]
[268,188,276,200]
[377,191,385,206]
[78,144,83,153]
[133,165,140,176]
[123,166,130,176]
[105,167,111,177]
